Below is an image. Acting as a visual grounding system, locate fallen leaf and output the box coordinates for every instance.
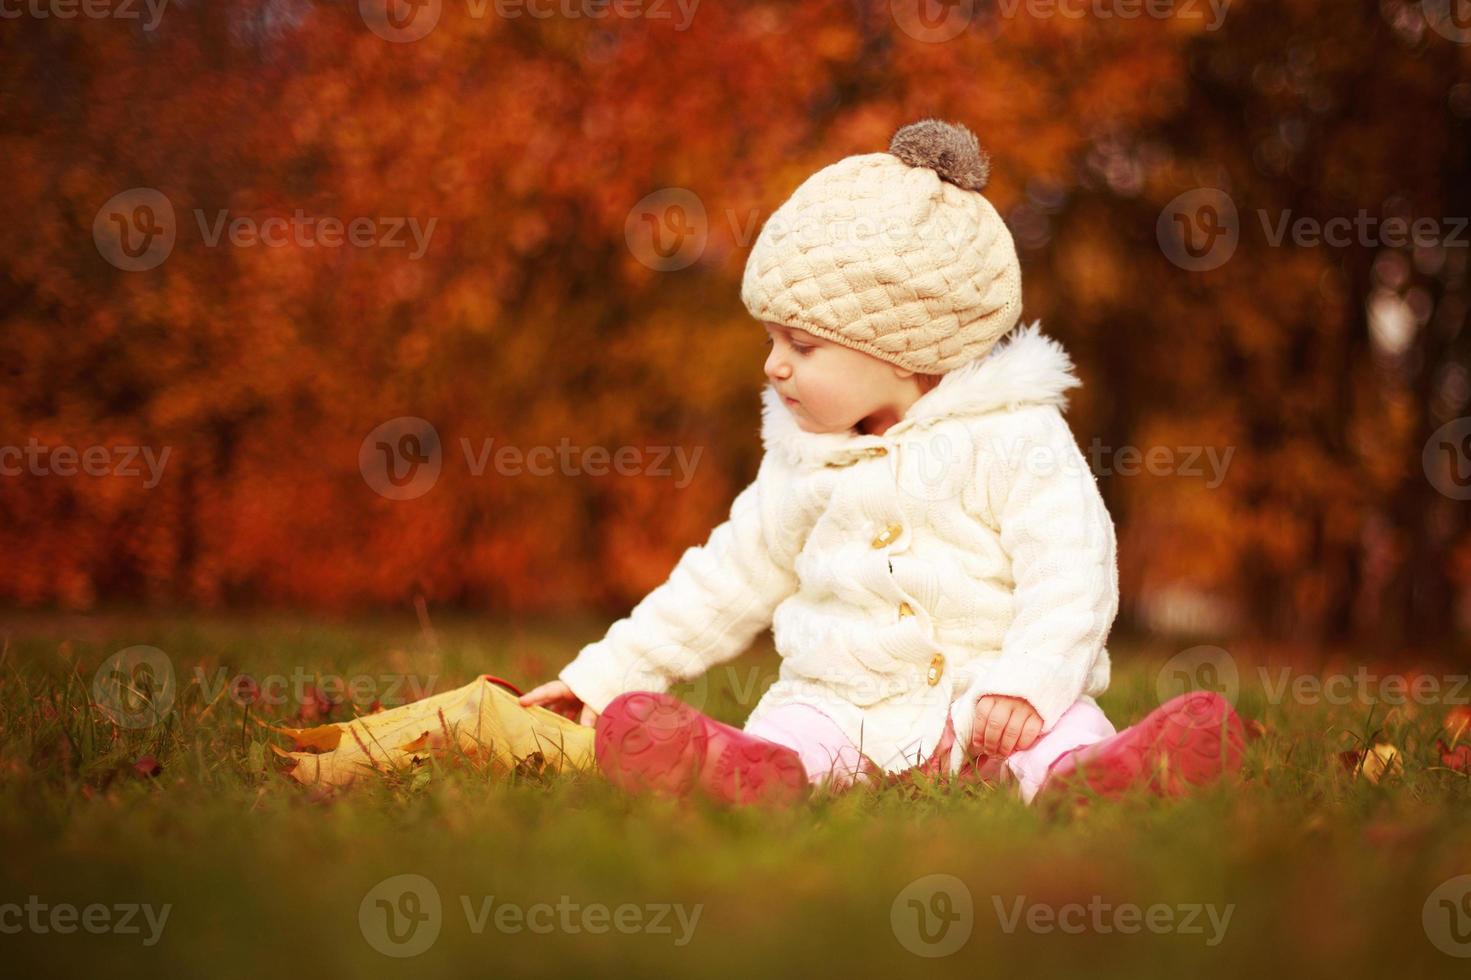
[1437,738,1471,773]
[1341,735,1403,784]
[133,755,162,778]
[262,720,343,753]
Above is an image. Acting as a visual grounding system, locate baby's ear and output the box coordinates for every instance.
[916,371,945,393]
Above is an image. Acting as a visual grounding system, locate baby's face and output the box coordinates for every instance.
[762,320,922,435]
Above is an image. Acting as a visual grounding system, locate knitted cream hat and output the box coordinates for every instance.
[740,119,1022,374]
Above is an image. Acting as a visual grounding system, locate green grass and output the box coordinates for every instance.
[1,609,1470,978]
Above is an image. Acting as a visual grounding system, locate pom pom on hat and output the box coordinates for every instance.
[888,118,992,192]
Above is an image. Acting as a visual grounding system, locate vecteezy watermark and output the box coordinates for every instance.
[196,666,440,712]
[994,0,1230,28]
[1156,644,1471,709]
[992,894,1234,946]
[92,188,437,271]
[880,423,1234,510]
[1425,874,1471,957]
[1085,439,1234,488]
[93,188,175,271]
[0,0,169,30]
[1156,645,1242,707]
[892,876,1233,954]
[360,417,442,502]
[625,188,709,272]
[489,0,699,27]
[891,874,975,957]
[1156,188,1240,272]
[1158,187,1470,272]
[1255,666,1471,707]
[457,895,701,944]
[0,897,171,946]
[1424,417,1471,500]
[92,646,176,729]
[358,874,702,958]
[624,188,994,272]
[193,209,437,260]
[458,437,701,486]
[887,0,1230,43]
[359,417,705,501]
[888,0,977,43]
[1423,0,1471,45]
[0,439,171,488]
[357,0,699,43]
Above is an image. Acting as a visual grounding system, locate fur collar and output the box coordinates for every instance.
[759,320,1082,469]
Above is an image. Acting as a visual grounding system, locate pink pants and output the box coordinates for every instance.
[744,700,1117,804]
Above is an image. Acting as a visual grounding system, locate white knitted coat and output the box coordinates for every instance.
[558,321,1118,776]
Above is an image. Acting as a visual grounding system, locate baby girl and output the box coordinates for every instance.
[518,119,1246,807]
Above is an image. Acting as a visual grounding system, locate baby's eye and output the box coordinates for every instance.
[792,344,813,355]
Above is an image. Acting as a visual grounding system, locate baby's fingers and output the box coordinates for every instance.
[517,680,569,708]
[970,700,994,754]
[1016,714,1043,753]
[980,699,1015,756]
[996,709,1029,757]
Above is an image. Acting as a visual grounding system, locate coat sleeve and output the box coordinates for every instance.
[951,405,1119,739]
[557,451,805,713]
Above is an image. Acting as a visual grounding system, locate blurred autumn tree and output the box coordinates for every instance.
[0,0,1468,651]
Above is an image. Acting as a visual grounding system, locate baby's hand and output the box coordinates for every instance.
[972,695,1042,757]
[518,680,600,727]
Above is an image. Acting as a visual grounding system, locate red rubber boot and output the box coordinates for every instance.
[1036,691,1246,805]
[594,692,809,807]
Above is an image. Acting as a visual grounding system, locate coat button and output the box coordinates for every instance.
[898,601,914,618]
[870,522,903,549]
[926,653,945,686]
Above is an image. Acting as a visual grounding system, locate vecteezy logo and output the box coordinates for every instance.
[1424,875,1471,957]
[890,873,973,957]
[1155,645,1240,707]
[897,429,975,505]
[359,417,443,500]
[359,0,441,42]
[92,645,176,728]
[624,188,708,272]
[1423,0,1471,45]
[889,0,975,43]
[1157,188,1239,272]
[360,874,443,957]
[93,188,177,272]
[1423,418,1471,501]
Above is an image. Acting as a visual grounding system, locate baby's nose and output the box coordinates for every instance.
[764,351,790,380]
